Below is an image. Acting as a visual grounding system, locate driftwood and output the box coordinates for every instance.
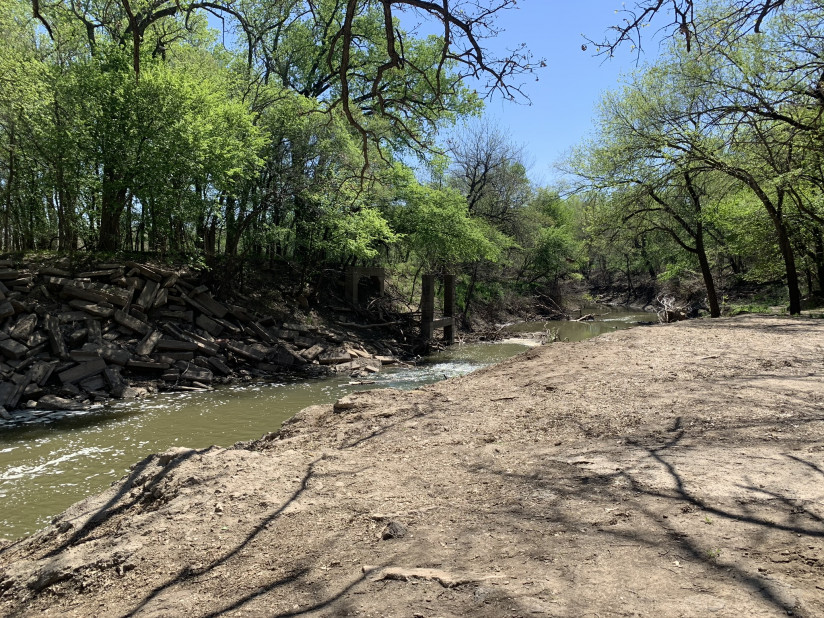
[656,294,689,323]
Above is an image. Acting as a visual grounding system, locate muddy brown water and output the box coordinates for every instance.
[0,306,650,540]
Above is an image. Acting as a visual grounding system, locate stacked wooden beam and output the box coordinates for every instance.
[0,259,398,421]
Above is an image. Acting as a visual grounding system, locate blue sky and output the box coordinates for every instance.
[441,0,666,184]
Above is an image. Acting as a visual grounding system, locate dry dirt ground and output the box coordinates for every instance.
[1,314,823,617]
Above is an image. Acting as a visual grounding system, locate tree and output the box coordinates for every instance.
[29,0,539,161]
[591,0,791,55]
[446,120,531,237]
[570,60,726,316]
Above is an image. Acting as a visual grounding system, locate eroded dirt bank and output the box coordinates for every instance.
[1,315,823,617]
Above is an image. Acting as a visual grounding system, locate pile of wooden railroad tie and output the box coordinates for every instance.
[0,260,395,416]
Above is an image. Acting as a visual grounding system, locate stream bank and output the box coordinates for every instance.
[0,306,649,541]
[0,257,416,425]
[1,314,822,617]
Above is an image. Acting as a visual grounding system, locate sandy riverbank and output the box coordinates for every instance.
[1,314,822,617]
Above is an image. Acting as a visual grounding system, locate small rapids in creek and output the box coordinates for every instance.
[0,305,650,540]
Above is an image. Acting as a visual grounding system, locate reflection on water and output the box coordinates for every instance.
[0,305,649,540]
[502,305,653,342]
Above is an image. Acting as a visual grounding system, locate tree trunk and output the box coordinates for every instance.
[695,221,720,317]
[813,229,824,294]
[461,263,480,328]
[4,129,14,252]
[99,163,126,252]
[774,219,802,314]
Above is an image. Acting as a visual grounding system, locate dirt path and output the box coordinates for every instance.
[1,315,823,617]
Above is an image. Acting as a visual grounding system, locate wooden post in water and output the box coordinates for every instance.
[420,273,455,345]
[421,274,435,340]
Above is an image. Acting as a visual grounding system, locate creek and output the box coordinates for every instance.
[0,305,650,540]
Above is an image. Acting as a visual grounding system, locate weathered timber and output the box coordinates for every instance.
[22,382,44,401]
[4,371,33,409]
[30,361,56,386]
[87,320,103,344]
[135,330,163,356]
[135,279,159,312]
[0,301,15,319]
[76,269,121,278]
[79,375,106,392]
[319,348,352,365]
[52,276,130,305]
[294,336,315,349]
[300,344,325,361]
[181,367,213,383]
[211,318,240,336]
[77,302,115,319]
[184,332,220,356]
[101,344,131,366]
[247,321,275,343]
[347,347,371,359]
[76,342,131,366]
[224,341,266,362]
[67,328,88,348]
[282,323,306,332]
[256,362,281,373]
[226,304,253,322]
[36,395,85,411]
[44,315,68,360]
[331,358,381,374]
[25,342,48,359]
[0,383,15,408]
[155,310,193,321]
[10,314,37,341]
[207,357,231,375]
[0,338,29,360]
[276,345,307,366]
[38,267,72,277]
[153,288,168,308]
[161,369,180,381]
[127,359,170,371]
[175,287,213,316]
[124,261,164,282]
[103,366,126,392]
[195,314,223,337]
[58,311,89,323]
[60,285,107,305]
[130,307,149,323]
[113,310,151,335]
[155,339,198,352]
[58,358,106,385]
[193,292,228,318]
[155,351,194,361]
[0,269,20,280]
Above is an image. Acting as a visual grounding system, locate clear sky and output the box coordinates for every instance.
[441,0,666,185]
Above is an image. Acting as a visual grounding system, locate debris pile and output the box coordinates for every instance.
[0,259,398,424]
